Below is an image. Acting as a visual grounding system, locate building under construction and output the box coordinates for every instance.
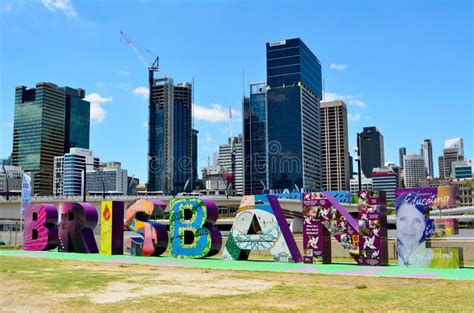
[148,76,194,194]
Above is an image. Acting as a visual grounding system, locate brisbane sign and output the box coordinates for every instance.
[23,188,463,269]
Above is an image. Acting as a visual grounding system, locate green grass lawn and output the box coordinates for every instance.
[1,256,473,312]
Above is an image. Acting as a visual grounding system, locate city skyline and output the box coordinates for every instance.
[0,1,472,184]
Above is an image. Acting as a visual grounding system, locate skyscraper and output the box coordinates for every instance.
[420,139,433,178]
[243,83,268,195]
[12,83,66,195]
[148,77,192,194]
[12,83,90,195]
[60,87,90,152]
[403,154,425,188]
[399,147,406,169]
[359,126,384,178]
[444,137,464,157]
[218,136,244,195]
[438,148,463,178]
[320,100,350,191]
[266,38,322,191]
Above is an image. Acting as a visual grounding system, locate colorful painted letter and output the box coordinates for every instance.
[395,187,463,268]
[302,191,388,265]
[222,195,302,263]
[58,202,99,253]
[125,199,168,256]
[24,203,58,251]
[169,197,222,258]
[100,201,124,255]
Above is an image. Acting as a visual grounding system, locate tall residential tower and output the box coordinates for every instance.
[320,100,350,191]
[420,139,433,178]
[148,77,193,194]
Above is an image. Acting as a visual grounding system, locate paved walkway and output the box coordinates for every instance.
[1,250,473,280]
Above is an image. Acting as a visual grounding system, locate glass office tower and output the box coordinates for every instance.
[266,38,323,192]
[148,77,192,194]
[60,87,90,152]
[243,83,268,195]
[12,83,66,195]
[360,126,384,178]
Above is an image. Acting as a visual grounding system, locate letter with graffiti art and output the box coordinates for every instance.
[169,197,222,258]
[222,195,302,263]
[58,202,99,253]
[125,199,168,256]
[302,191,388,265]
[100,201,124,255]
[24,203,58,251]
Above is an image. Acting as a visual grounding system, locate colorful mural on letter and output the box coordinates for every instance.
[395,187,463,268]
[222,195,302,263]
[100,201,124,255]
[125,199,168,256]
[58,202,98,253]
[24,203,58,251]
[169,197,222,258]
[302,191,388,265]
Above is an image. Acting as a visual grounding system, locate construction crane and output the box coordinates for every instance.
[119,31,159,84]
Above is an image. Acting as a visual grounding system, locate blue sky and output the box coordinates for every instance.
[0,0,472,184]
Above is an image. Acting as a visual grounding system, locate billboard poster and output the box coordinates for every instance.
[395,187,463,268]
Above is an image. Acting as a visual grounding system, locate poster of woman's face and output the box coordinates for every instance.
[396,192,429,267]
[397,202,426,246]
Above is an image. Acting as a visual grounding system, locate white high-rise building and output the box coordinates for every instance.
[445,137,464,157]
[350,173,373,193]
[403,154,426,188]
[218,135,244,195]
[86,161,128,195]
[54,148,99,196]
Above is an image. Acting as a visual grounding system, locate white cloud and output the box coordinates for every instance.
[41,0,77,18]
[348,113,361,122]
[193,103,241,123]
[3,122,13,128]
[142,122,148,128]
[119,70,131,76]
[324,92,366,108]
[329,63,348,71]
[84,93,112,123]
[1,1,25,13]
[132,87,149,100]
[117,83,130,91]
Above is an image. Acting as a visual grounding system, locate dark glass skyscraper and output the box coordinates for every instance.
[266,38,322,191]
[12,83,91,195]
[12,83,66,195]
[243,83,268,195]
[360,126,384,178]
[60,87,90,152]
[148,77,192,194]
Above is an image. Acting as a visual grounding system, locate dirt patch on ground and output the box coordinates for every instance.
[90,268,274,304]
